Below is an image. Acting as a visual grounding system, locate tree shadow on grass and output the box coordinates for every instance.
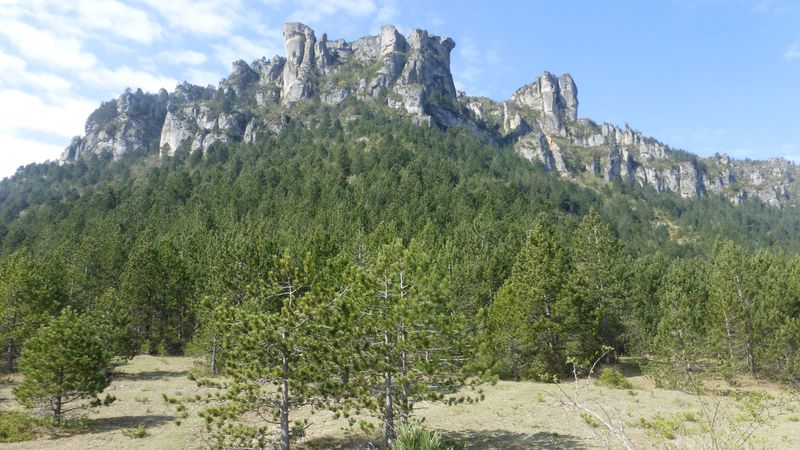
[114,369,188,381]
[43,414,175,440]
[442,429,587,450]
[616,356,649,378]
[89,414,175,431]
[299,429,587,450]
[299,434,378,449]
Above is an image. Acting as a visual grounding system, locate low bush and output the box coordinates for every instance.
[597,367,634,389]
[393,424,444,450]
[0,411,44,443]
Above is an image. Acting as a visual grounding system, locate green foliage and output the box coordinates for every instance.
[348,239,477,446]
[487,215,569,379]
[13,309,114,422]
[0,99,797,449]
[121,424,150,439]
[597,368,634,390]
[392,424,444,450]
[0,411,44,443]
[639,412,689,440]
[185,253,360,449]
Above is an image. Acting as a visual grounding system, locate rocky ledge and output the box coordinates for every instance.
[61,23,797,207]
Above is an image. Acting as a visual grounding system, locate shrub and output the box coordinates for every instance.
[121,424,150,439]
[0,412,44,443]
[597,368,634,389]
[393,424,444,450]
[13,309,114,423]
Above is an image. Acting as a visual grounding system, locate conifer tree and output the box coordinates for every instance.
[350,239,472,448]
[652,258,710,387]
[563,208,625,365]
[707,240,756,381]
[13,309,114,422]
[189,252,357,450]
[487,216,569,379]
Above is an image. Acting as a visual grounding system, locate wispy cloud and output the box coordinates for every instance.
[452,37,502,98]
[0,19,98,70]
[157,50,208,66]
[184,68,225,88]
[784,42,800,59]
[141,0,247,38]
[750,0,799,15]
[213,35,283,66]
[289,0,378,22]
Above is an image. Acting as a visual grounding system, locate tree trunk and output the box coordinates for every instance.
[384,370,395,447]
[746,339,756,379]
[384,331,395,448]
[54,394,62,424]
[210,335,218,376]
[6,340,15,373]
[280,350,290,450]
[723,312,737,383]
[400,327,409,425]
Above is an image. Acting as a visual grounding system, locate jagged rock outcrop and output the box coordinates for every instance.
[61,22,800,207]
[282,22,317,104]
[61,88,168,161]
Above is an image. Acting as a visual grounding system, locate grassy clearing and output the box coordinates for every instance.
[0,356,797,449]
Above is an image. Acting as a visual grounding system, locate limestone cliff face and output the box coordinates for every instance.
[61,22,798,207]
[62,88,168,161]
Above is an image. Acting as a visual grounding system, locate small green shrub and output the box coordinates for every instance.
[639,413,684,440]
[597,368,634,389]
[121,424,149,439]
[393,424,443,450]
[0,412,44,443]
[580,412,600,428]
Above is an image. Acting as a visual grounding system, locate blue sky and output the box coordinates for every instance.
[1,0,798,179]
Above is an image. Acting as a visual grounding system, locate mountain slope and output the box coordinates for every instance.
[59,22,797,207]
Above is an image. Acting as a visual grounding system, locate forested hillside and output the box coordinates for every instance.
[2,101,799,447]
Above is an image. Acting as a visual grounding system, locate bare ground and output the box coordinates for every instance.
[1,356,798,449]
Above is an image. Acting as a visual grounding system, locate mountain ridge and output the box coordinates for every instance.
[60,22,796,207]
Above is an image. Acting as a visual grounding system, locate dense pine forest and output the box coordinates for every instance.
[1,103,799,448]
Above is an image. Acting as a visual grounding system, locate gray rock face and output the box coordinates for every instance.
[61,88,168,161]
[60,22,799,207]
[282,22,317,104]
[509,72,578,135]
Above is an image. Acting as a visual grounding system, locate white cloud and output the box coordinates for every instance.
[77,66,177,94]
[289,0,377,22]
[0,18,97,70]
[157,50,208,66]
[452,37,502,98]
[784,42,800,59]
[375,0,398,23]
[0,51,73,93]
[213,35,282,66]
[142,0,246,37]
[0,135,65,180]
[751,0,799,15]
[0,89,95,139]
[72,0,163,45]
[184,68,224,87]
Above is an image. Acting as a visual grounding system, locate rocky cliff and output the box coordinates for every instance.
[61,22,797,208]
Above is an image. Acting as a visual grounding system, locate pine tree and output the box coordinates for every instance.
[13,308,114,422]
[487,215,569,379]
[0,251,66,372]
[707,240,756,382]
[652,258,710,387]
[563,208,625,365]
[189,252,357,450]
[350,239,472,448]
